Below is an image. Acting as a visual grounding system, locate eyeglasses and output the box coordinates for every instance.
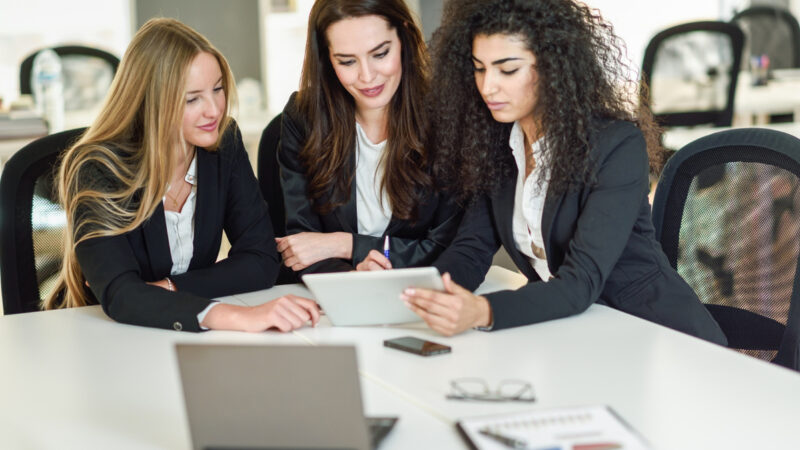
[446,378,536,402]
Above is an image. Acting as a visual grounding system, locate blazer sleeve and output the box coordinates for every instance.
[432,195,498,291]
[485,123,650,330]
[351,193,465,269]
[77,235,212,331]
[278,93,353,273]
[170,126,280,298]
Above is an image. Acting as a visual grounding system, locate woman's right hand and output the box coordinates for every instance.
[355,249,393,271]
[201,294,320,332]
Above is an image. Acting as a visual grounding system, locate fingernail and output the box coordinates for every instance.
[404,288,415,295]
[403,300,411,307]
[399,293,408,301]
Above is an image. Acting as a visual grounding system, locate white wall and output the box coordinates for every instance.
[0,0,132,107]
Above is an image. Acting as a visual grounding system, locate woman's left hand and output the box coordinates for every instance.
[276,232,353,271]
[401,272,493,336]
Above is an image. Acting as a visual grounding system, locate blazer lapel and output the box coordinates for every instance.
[141,203,173,278]
[333,153,358,232]
[493,165,537,279]
[541,182,565,275]
[190,149,217,269]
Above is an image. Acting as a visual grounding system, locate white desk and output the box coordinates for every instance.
[2,267,799,449]
[735,72,800,125]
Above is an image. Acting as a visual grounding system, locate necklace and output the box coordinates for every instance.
[165,180,189,210]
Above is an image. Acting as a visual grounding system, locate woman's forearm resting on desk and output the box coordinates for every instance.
[276,232,353,271]
[200,295,320,332]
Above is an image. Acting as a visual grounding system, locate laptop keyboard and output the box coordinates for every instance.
[366,416,398,449]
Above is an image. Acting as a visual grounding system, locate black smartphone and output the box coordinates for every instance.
[383,336,451,356]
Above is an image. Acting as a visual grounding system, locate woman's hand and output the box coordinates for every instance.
[356,249,392,271]
[201,294,320,332]
[276,232,353,271]
[401,273,492,336]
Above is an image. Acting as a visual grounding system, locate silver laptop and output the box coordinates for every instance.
[175,344,397,450]
[302,267,444,326]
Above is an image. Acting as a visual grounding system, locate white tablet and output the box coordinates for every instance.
[302,267,444,326]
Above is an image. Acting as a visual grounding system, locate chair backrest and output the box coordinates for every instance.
[732,6,800,70]
[0,128,85,314]
[651,128,800,370]
[642,21,745,128]
[256,113,297,284]
[20,46,120,111]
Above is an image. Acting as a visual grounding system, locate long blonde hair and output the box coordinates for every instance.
[44,18,237,309]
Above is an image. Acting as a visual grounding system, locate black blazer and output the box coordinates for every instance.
[436,121,727,345]
[76,126,279,332]
[278,92,463,274]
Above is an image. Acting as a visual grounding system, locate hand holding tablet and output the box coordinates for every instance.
[302,267,444,326]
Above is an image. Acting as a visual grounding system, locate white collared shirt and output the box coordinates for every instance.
[509,121,553,281]
[355,122,392,237]
[163,154,197,276]
[161,154,216,328]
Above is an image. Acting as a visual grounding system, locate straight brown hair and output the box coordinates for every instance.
[297,0,431,219]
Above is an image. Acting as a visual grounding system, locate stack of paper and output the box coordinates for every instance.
[457,405,649,450]
[0,110,48,139]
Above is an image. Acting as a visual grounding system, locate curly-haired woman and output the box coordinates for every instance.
[404,0,726,344]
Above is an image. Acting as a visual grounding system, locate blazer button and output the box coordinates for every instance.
[173,321,183,331]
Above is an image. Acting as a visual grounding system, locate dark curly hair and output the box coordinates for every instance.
[429,0,663,202]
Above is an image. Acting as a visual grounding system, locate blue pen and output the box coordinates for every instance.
[383,235,391,260]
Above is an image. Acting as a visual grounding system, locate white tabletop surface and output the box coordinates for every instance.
[2,266,800,449]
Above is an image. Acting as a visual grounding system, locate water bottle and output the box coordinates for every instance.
[30,49,65,133]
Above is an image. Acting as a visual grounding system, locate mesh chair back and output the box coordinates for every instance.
[732,6,800,70]
[256,113,297,284]
[642,21,745,128]
[652,128,800,370]
[20,46,119,111]
[0,128,85,314]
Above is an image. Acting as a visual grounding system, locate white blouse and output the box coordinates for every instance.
[354,122,392,237]
[509,121,553,281]
[161,155,216,327]
[163,154,197,275]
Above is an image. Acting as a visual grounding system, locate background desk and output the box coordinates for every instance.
[663,122,800,151]
[2,267,799,449]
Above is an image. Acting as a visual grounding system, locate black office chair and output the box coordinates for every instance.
[20,46,120,111]
[642,21,745,129]
[651,128,800,370]
[0,128,85,314]
[732,6,800,70]
[256,113,298,284]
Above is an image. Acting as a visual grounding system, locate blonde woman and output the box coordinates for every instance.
[45,18,319,332]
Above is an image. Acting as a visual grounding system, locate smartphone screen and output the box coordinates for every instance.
[384,336,451,356]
